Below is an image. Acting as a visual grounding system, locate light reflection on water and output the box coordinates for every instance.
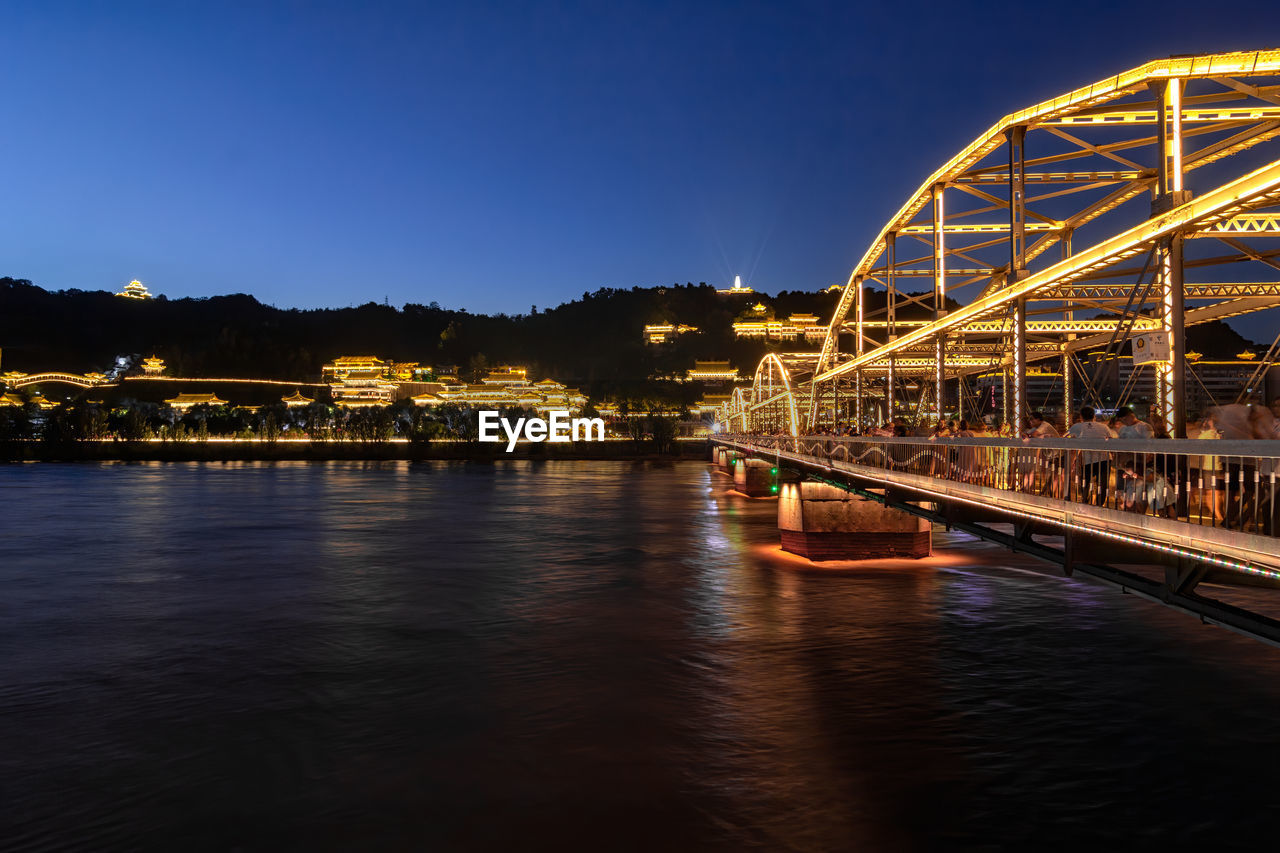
[2,460,1280,850]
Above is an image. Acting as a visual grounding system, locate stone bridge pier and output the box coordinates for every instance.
[732,458,776,498]
[778,481,931,561]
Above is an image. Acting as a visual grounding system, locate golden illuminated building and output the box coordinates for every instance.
[117,279,153,300]
[141,356,166,375]
[282,389,313,407]
[643,323,698,344]
[165,393,228,410]
[480,366,528,385]
[330,369,399,407]
[716,275,755,295]
[424,368,587,413]
[685,361,740,382]
[0,392,25,407]
[691,393,733,416]
[322,356,387,382]
[732,311,825,342]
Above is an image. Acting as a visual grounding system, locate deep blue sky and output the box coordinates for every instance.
[2,0,1277,333]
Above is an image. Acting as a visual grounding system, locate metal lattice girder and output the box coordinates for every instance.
[1192,213,1280,236]
[816,158,1280,383]
[868,268,995,277]
[842,318,1164,334]
[812,49,1280,386]
[1037,282,1280,299]
[962,318,1164,334]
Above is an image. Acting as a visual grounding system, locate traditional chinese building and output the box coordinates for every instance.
[322,356,387,382]
[643,323,698,345]
[426,369,587,413]
[329,369,399,407]
[716,275,755,296]
[732,306,825,343]
[282,390,313,407]
[165,393,228,410]
[141,356,166,375]
[685,361,740,383]
[117,279,153,299]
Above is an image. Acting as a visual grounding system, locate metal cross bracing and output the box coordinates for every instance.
[714,51,1280,440]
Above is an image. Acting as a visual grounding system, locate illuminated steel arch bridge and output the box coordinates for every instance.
[718,49,1280,437]
[715,51,1280,646]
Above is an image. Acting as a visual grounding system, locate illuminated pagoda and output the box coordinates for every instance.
[716,274,755,296]
[0,392,25,407]
[282,389,313,407]
[165,393,227,410]
[117,279,153,299]
[141,356,166,375]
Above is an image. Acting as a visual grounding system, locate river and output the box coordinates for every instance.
[2,460,1279,850]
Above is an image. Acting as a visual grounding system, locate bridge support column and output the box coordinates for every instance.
[778,481,931,561]
[713,447,742,473]
[733,458,777,497]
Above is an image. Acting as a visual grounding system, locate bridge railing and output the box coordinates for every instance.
[723,434,1280,539]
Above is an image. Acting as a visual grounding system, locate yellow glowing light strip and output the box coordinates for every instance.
[1043,105,1280,125]
[816,157,1280,383]
[899,221,1059,234]
[956,171,1144,183]
[123,377,329,387]
[1170,81,1184,193]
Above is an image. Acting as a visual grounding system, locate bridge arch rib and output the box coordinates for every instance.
[5,372,104,390]
[805,49,1280,435]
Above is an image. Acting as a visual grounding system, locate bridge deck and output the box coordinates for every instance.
[719,435,1280,578]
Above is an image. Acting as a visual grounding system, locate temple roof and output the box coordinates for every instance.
[165,393,227,406]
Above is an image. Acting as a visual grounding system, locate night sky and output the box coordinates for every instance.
[3,0,1277,333]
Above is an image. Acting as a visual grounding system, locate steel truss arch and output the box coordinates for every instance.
[806,49,1280,434]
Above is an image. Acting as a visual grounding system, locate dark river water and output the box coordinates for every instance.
[3,460,1280,851]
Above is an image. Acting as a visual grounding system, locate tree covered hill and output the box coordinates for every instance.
[0,278,839,392]
[1,277,1257,399]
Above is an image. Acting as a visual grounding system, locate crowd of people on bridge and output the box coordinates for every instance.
[743,397,1280,536]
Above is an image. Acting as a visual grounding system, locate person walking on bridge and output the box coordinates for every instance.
[1115,406,1153,511]
[1067,406,1112,506]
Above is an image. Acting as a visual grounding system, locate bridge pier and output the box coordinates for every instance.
[733,458,777,497]
[713,447,743,474]
[778,481,931,561]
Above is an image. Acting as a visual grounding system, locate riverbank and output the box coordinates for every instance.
[0,437,710,463]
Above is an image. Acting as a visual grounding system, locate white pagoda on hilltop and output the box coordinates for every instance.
[716,275,755,295]
[116,279,153,299]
